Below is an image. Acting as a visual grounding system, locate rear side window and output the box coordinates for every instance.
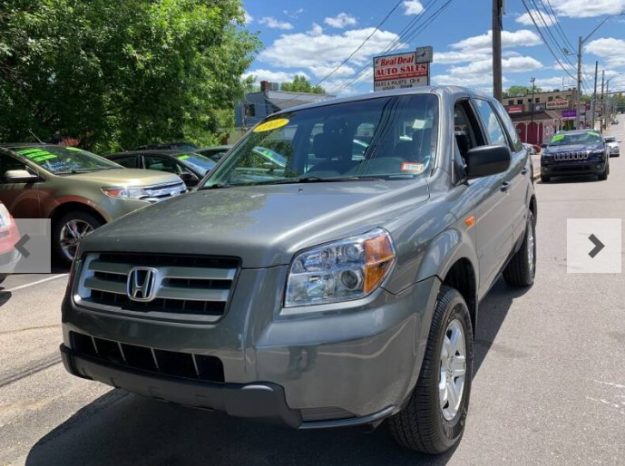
[111,155,137,168]
[491,100,523,152]
[472,99,507,147]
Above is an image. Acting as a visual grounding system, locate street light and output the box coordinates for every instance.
[575,12,625,129]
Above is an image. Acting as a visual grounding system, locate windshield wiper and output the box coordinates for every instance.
[201,182,231,190]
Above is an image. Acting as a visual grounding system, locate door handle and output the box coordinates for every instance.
[500,181,510,192]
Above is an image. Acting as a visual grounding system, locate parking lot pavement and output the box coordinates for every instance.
[1,122,624,465]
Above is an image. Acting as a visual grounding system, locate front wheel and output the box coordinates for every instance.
[388,286,473,454]
[52,211,103,265]
[503,210,536,287]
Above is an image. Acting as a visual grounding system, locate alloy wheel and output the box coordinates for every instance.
[439,318,467,421]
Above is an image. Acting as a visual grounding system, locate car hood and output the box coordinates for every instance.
[64,169,182,186]
[81,180,430,268]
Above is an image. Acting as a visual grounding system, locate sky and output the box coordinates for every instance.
[241,0,625,97]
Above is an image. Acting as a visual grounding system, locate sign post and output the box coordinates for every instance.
[373,47,432,92]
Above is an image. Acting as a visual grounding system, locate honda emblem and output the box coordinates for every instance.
[127,267,159,302]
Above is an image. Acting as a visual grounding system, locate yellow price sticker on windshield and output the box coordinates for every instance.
[253,118,290,133]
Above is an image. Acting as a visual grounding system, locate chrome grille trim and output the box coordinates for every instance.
[553,151,589,161]
[76,253,239,321]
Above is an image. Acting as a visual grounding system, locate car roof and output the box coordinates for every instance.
[108,149,194,157]
[197,145,232,151]
[270,86,486,115]
[0,143,62,150]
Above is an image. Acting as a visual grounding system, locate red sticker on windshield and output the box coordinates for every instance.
[400,162,425,174]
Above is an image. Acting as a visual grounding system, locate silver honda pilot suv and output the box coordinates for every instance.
[60,86,537,454]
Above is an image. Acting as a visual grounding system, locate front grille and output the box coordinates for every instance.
[553,151,589,161]
[70,331,225,383]
[142,181,187,201]
[76,253,239,321]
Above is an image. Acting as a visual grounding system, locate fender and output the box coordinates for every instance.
[415,227,479,286]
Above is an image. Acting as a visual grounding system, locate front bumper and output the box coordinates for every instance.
[541,158,606,176]
[61,270,441,426]
[60,344,394,429]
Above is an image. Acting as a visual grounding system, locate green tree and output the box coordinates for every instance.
[504,85,543,98]
[280,75,325,94]
[0,0,260,151]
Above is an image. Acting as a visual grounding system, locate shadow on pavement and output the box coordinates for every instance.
[473,278,531,375]
[26,390,455,466]
[0,290,12,307]
[25,279,527,466]
[538,174,600,184]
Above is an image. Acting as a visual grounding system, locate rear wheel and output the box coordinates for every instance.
[503,211,536,287]
[540,175,550,183]
[389,286,473,454]
[52,211,103,265]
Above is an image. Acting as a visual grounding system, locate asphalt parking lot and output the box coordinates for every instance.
[1,123,624,465]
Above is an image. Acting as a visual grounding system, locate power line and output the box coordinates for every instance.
[336,0,453,93]
[520,0,579,87]
[527,0,588,92]
[541,0,575,51]
[313,0,404,87]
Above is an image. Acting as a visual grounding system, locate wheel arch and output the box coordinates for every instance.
[49,201,108,226]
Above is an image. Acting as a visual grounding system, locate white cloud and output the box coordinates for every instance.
[516,10,557,27]
[403,0,425,15]
[549,0,625,18]
[283,8,304,19]
[259,27,405,74]
[242,69,310,83]
[258,17,294,30]
[586,37,625,68]
[308,64,355,78]
[324,13,357,29]
[309,23,324,36]
[243,10,253,24]
[534,76,577,89]
[433,29,542,66]
[451,29,542,52]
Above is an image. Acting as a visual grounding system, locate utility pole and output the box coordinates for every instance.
[591,61,598,130]
[575,35,583,129]
[492,0,503,101]
[600,70,605,132]
[606,79,611,127]
[530,77,536,143]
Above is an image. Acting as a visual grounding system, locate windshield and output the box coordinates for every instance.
[549,132,603,147]
[174,153,216,176]
[203,94,439,188]
[15,146,121,174]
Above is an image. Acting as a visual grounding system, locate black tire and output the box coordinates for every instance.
[597,165,610,181]
[0,274,6,285]
[389,286,473,454]
[52,211,103,265]
[540,175,550,183]
[503,210,536,287]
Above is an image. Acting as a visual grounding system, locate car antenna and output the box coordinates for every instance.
[28,129,44,144]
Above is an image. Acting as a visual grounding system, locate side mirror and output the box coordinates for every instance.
[466,145,511,179]
[4,169,39,183]
[179,171,199,187]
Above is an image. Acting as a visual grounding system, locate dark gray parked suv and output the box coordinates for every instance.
[60,86,537,454]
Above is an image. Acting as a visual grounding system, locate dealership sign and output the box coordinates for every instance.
[546,98,569,109]
[373,50,430,92]
[506,105,524,114]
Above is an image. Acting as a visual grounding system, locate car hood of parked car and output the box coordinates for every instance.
[80,179,430,268]
[65,169,182,186]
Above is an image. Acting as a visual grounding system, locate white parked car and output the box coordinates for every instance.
[604,136,620,157]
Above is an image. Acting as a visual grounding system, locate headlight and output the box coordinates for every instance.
[101,186,148,200]
[285,228,396,307]
[590,150,605,158]
[0,204,12,228]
